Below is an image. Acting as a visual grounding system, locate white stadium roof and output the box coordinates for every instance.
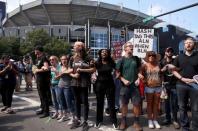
[3,0,190,35]
[3,0,161,28]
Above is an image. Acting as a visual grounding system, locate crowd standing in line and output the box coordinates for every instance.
[0,37,198,131]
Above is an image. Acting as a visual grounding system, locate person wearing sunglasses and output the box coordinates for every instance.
[140,51,162,129]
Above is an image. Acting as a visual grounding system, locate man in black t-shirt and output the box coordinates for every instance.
[161,47,180,129]
[171,37,198,131]
[34,46,51,118]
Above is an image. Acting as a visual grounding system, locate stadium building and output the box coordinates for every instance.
[0,0,193,58]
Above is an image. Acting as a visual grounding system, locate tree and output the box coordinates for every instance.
[19,29,51,56]
[44,38,71,57]
[0,29,71,59]
[0,37,21,58]
[26,29,50,47]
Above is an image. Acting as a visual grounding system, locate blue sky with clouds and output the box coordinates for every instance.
[104,0,198,33]
[4,0,198,33]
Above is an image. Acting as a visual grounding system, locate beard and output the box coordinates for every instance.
[185,46,194,52]
[127,51,133,56]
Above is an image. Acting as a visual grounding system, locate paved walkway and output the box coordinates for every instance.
[0,79,187,131]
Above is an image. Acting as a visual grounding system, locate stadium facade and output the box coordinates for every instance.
[1,0,192,58]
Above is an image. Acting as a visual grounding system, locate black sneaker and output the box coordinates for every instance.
[94,122,101,129]
[113,123,119,130]
[115,108,122,116]
[70,119,81,129]
[26,88,33,91]
[39,113,49,118]
[1,106,8,112]
[162,119,171,125]
[105,108,110,116]
[82,121,89,131]
[36,110,43,115]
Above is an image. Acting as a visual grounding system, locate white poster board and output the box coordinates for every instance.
[133,29,154,58]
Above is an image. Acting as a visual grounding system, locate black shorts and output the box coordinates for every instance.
[120,84,141,105]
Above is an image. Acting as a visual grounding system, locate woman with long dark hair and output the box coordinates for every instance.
[94,49,118,129]
[55,55,75,122]
[0,55,18,114]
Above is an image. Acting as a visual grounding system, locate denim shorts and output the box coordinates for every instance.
[120,84,141,105]
[145,86,161,93]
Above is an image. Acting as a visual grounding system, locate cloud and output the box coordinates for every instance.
[20,0,35,5]
[147,4,165,16]
[7,0,34,12]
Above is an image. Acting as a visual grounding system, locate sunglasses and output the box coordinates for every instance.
[61,59,67,60]
[148,54,156,57]
[166,50,173,53]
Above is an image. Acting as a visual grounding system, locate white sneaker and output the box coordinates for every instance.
[57,114,62,120]
[5,108,15,114]
[148,120,154,129]
[51,112,58,119]
[67,117,74,125]
[153,120,161,129]
[58,115,69,122]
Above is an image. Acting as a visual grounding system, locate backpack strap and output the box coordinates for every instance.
[119,56,125,76]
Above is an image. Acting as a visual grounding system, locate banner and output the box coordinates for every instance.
[133,29,154,58]
[112,41,125,60]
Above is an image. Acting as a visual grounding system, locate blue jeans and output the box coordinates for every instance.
[177,84,198,131]
[58,86,75,113]
[164,85,178,122]
[144,86,161,93]
[50,84,59,111]
[114,78,121,109]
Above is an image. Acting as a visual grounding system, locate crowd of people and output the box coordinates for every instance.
[0,37,198,131]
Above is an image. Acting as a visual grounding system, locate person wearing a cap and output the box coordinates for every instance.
[23,56,33,91]
[171,37,198,131]
[160,47,180,129]
[140,51,162,129]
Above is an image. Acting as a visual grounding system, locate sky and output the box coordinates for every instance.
[3,0,198,34]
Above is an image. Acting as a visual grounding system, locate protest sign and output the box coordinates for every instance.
[133,29,154,58]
